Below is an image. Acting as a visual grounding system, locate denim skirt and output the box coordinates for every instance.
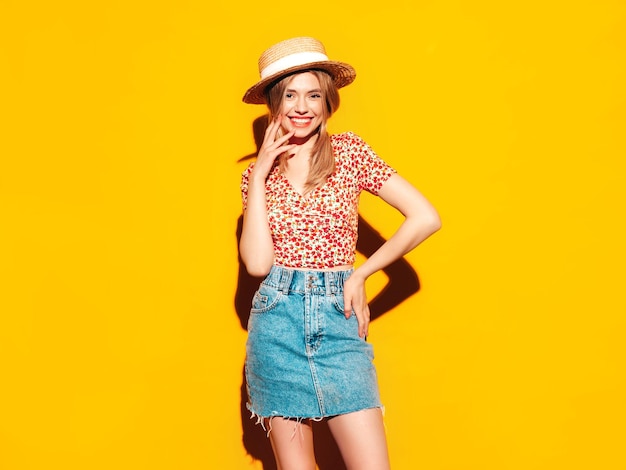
[245,265,382,420]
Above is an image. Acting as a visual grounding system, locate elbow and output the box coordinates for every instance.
[418,208,442,238]
[239,243,274,278]
[241,256,273,278]
[245,263,272,278]
[429,210,442,234]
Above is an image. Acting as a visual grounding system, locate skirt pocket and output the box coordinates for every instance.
[250,284,283,315]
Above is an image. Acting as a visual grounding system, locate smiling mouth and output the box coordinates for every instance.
[289,117,313,126]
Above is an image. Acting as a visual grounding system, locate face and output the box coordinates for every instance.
[279,72,324,141]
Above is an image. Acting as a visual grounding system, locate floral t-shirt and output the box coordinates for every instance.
[240,132,397,269]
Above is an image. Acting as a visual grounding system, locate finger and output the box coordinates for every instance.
[262,129,294,156]
[347,293,365,336]
[356,302,370,337]
[358,311,370,338]
[263,115,279,137]
[279,143,297,156]
[343,293,352,319]
[258,129,294,162]
[263,115,283,142]
[272,128,295,148]
[354,309,367,338]
[357,308,364,337]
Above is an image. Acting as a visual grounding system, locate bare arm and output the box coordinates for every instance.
[344,173,441,337]
[239,117,295,277]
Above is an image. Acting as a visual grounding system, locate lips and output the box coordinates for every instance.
[289,117,313,126]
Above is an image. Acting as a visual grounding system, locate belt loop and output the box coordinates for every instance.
[325,271,335,295]
[279,267,292,294]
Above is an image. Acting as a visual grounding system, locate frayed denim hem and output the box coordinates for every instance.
[247,402,385,438]
[247,404,323,438]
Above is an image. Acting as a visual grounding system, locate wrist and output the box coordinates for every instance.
[349,268,368,283]
[247,175,268,189]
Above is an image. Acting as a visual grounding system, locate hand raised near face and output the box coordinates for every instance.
[249,115,295,183]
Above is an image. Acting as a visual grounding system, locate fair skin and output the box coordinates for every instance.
[239,72,441,469]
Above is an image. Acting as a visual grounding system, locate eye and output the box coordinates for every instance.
[285,92,294,99]
[310,93,321,99]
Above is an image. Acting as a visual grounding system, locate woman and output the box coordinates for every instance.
[239,37,441,469]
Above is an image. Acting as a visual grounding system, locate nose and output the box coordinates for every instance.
[294,95,308,114]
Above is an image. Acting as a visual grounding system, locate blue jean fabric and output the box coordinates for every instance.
[245,265,382,420]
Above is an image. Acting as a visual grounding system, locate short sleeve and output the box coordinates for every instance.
[240,162,254,211]
[349,133,397,195]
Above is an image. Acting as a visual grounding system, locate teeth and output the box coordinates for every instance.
[291,118,310,123]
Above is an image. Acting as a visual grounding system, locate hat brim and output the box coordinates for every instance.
[242,61,356,105]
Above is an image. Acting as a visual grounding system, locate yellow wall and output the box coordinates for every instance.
[1,1,625,469]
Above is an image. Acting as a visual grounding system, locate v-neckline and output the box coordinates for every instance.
[275,157,337,199]
[280,172,316,199]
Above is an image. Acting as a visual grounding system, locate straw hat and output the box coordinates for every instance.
[242,37,356,105]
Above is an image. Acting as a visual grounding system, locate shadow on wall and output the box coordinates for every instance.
[233,115,420,470]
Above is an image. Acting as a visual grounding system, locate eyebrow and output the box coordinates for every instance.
[285,88,322,93]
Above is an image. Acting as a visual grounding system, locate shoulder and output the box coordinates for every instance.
[241,161,255,178]
[240,161,255,189]
[331,131,372,161]
[331,131,380,162]
[331,131,368,150]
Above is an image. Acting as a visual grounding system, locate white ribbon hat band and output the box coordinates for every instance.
[260,51,330,79]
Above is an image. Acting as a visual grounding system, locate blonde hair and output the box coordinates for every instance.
[265,70,340,194]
